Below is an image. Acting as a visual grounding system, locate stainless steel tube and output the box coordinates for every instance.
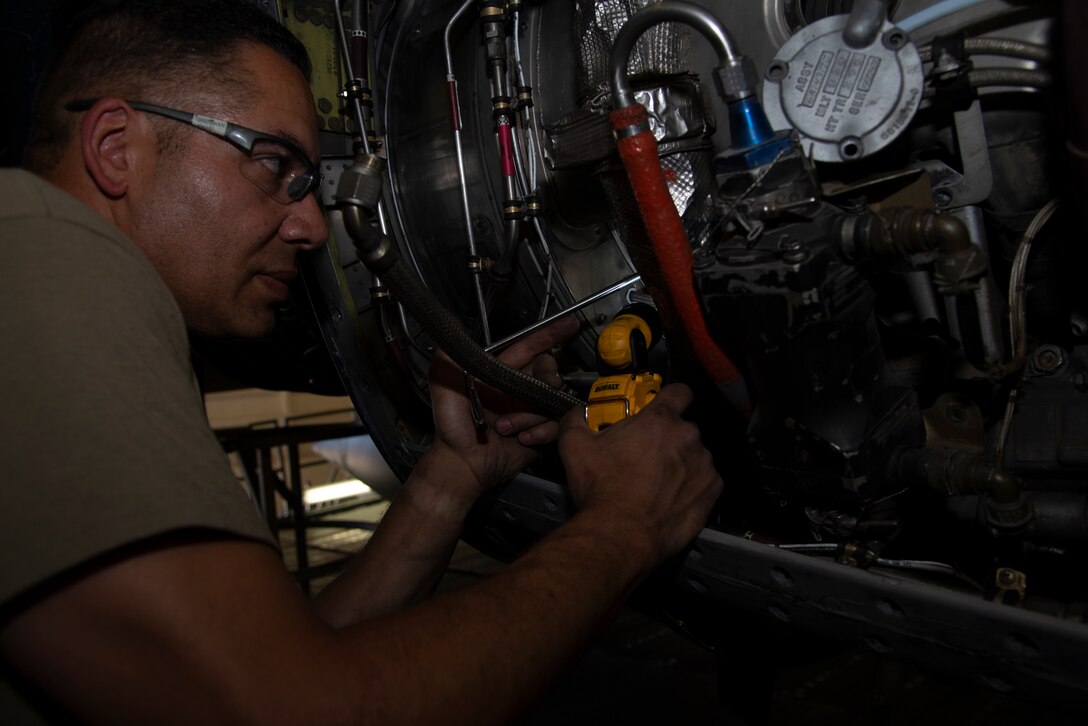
[609,1,740,108]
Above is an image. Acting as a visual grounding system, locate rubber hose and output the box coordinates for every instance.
[611,105,750,414]
[382,259,582,418]
[343,208,583,418]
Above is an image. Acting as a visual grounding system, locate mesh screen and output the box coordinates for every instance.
[574,0,692,108]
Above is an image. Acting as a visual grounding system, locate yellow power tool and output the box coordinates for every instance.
[586,304,662,432]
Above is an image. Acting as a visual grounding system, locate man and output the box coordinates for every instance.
[0,1,722,722]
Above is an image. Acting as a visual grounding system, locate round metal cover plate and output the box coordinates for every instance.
[761,15,923,162]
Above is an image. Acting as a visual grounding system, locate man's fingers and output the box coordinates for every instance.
[642,383,694,417]
[558,383,693,440]
[427,349,460,388]
[529,353,563,389]
[515,420,559,446]
[496,316,580,370]
[558,403,591,439]
[494,411,551,436]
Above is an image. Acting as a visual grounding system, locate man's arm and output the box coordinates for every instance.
[1,386,720,725]
[309,443,492,626]
[312,317,577,626]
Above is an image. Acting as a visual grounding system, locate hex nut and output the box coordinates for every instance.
[713,57,759,101]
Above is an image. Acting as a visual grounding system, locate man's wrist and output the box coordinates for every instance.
[403,443,483,525]
[565,504,665,580]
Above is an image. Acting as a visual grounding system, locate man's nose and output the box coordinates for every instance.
[283,192,330,249]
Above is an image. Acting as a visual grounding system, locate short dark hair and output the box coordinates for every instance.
[24,0,313,173]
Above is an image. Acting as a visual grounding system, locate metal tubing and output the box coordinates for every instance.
[843,0,889,49]
[511,8,538,191]
[974,279,1003,368]
[332,0,398,265]
[445,0,492,344]
[485,274,642,354]
[494,124,521,272]
[898,0,991,34]
[993,198,1059,381]
[509,104,531,196]
[966,68,1052,90]
[350,0,369,91]
[904,270,942,326]
[955,206,1002,366]
[918,37,1052,64]
[609,1,740,109]
[333,2,370,154]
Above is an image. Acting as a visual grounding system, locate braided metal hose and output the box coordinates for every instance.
[918,37,1052,64]
[923,68,1052,98]
[341,204,583,420]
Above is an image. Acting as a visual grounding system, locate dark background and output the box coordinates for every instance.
[0,1,83,168]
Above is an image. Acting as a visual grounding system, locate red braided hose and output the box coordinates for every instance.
[612,105,750,414]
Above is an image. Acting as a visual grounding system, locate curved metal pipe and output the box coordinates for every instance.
[844,0,889,49]
[990,198,1059,382]
[609,1,740,109]
[838,209,983,294]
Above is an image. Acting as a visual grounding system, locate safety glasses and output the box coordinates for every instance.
[65,99,320,204]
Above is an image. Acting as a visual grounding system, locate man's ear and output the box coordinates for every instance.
[79,98,150,199]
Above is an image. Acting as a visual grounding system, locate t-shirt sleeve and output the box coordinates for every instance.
[0,210,276,606]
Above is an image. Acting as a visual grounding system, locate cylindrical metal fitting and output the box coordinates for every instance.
[334,154,386,211]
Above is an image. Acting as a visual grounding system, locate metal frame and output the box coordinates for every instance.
[216,421,373,594]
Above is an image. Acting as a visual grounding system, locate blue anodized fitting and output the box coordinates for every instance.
[715,96,795,173]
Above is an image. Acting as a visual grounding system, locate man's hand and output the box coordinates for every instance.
[558,383,722,567]
[426,316,581,506]
[314,316,580,623]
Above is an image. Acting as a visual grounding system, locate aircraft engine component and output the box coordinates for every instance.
[300,0,1088,711]
[761,13,926,162]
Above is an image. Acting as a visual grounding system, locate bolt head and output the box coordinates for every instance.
[1032,345,1065,374]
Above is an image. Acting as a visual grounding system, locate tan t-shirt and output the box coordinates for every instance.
[0,169,276,722]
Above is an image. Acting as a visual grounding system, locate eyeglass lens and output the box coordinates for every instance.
[239,138,315,203]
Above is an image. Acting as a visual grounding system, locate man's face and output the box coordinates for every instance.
[130,42,328,338]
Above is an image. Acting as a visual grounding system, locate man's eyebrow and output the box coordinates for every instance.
[256,123,317,163]
[272,128,319,163]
